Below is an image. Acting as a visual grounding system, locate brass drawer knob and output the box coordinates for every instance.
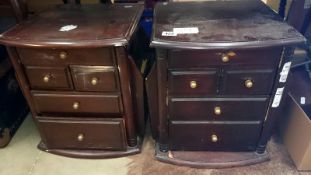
[211,134,218,142]
[72,102,80,110]
[221,51,236,63]
[227,51,236,57]
[245,79,253,88]
[91,77,98,85]
[77,134,84,141]
[190,80,197,89]
[43,75,50,83]
[59,51,67,59]
[221,55,230,62]
[214,106,221,115]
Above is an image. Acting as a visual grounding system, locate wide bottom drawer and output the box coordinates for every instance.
[169,121,262,151]
[38,117,127,150]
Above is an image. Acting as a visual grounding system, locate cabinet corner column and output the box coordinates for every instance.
[256,46,295,154]
[115,47,137,147]
[156,49,169,152]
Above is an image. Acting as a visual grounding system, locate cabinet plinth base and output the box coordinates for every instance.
[38,138,142,159]
[155,143,270,168]
[0,128,11,148]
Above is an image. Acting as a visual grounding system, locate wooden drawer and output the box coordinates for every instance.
[71,65,119,92]
[38,118,127,150]
[32,92,123,115]
[168,47,282,69]
[168,69,218,95]
[25,66,72,90]
[169,121,262,151]
[222,68,275,95]
[169,97,269,121]
[17,47,114,66]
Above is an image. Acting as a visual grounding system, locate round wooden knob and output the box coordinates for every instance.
[77,134,84,141]
[43,75,50,83]
[211,134,218,142]
[221,55,230,62]
[190,80,197,89]
[91,77,98,86]
[245,79,253,88]
[59,51,67,59]
[72,102,80,110]
[214,106,221,115]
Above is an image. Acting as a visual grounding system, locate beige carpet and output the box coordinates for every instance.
[0,114,310,175]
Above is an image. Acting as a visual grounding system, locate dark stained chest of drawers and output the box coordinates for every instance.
[0,4,145,158]
[147,0,306,167]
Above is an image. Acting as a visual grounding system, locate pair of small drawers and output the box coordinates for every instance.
[167,47,282,151]
[18,47,127,150]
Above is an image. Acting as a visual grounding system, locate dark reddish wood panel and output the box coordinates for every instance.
[169,97,269,121]
[18,47,115,66]
[168,69,218,95]
[25,66,73,90]
[168,47,282,69]
[0,4,144,47]
[169,121,262,151]
[71,65,119,92]
[222,68,276,95]
[38,118,127,150]
[32,92,122,115]
[151,1,305,49]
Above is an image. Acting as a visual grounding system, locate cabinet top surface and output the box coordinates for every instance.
[151,0,306,49]
[0,4,143,48]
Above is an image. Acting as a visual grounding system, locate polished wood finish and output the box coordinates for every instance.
[32,92,122,115]
[71,66,119,92]
[115,47,137,147]
[25,66,73,90]
[169,121,262,151]
[169,97,269,121]
[1,4,145,158]
[17,48,115,66]
[223,68,276,95]
[38,117,127,150]
[151,1,305,49]
[0,4,143,47]
[145,63,159,139]
[155,143,270,168]
[168,48,282,68]
[149,0,306,167]
[168,69,218,95]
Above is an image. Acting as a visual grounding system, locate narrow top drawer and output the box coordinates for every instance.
[17,47,115,66]
[168,47,282,68]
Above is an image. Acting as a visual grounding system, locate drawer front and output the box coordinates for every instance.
[168,47,282,69]
[17,48,114,66]
[32,92,122,115]
[169,97,269,121]
[169,121,262,151]
[25,66,72,90]
[222,68,275,95]
[38,118,127,150]
[71,66,119,92]
[168,69,218,95]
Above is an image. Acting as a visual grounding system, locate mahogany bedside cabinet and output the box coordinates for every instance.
[0,3,146,158]
[147,0,306,167]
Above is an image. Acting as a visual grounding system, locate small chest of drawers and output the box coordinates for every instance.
[0,4,145,158]
[148,0,306,167]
